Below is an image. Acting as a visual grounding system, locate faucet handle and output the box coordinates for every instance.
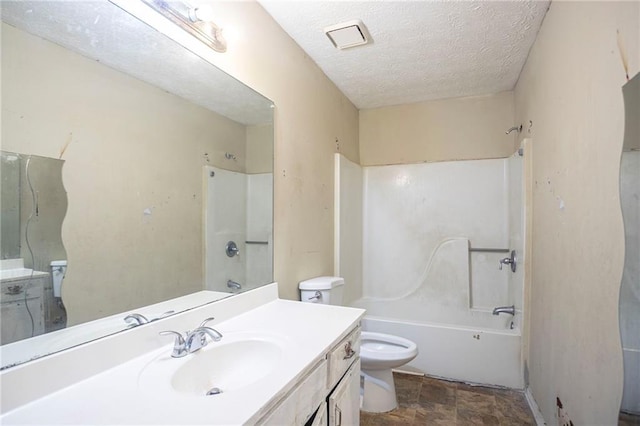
[186,326,223,353]
[199,317,215,328]
[149,310,175,322]
[124,313,149,327]
[197,326,223,342]
[159,330,187,358]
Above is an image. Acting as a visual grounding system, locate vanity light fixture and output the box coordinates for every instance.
[140,0,227,53]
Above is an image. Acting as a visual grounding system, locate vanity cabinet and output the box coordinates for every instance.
[1,277,45,344]
[259,325,361,426]
[328,359,361,426]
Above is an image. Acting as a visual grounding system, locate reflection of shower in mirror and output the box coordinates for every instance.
[619,72,639,422]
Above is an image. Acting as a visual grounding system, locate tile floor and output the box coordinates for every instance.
[620,412,640,426]
[360,372,536,425]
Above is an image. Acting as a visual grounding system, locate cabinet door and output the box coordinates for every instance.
[1,297,43,344]
[328,358,360,426]
[258,359,328,425]
[309,402,327,426]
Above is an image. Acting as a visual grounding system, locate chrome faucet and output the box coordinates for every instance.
[492,305,515,316]
[125,310,175,327]
[124,313,149,327]
[227,280,241,291]
[159,317,223,358]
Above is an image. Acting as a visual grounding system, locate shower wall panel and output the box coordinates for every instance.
[334,154,363,304]
[362,159,512,311]
[245,173,273,289]
[204,166,247,292]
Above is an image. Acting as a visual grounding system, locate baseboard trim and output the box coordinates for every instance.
[525,387,546,425]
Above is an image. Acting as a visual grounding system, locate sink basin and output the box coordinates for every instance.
[138,333,285,397]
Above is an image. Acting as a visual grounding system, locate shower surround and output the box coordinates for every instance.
[204,166,273,293]
[336,152,525,388]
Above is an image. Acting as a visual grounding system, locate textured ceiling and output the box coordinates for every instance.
[1,1,273,125]
[259,0,549,109]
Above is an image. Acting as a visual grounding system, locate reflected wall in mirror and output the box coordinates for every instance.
[619,72,639,422]
[0,0,273,369]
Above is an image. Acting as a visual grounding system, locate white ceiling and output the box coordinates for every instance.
[259,0,550,109]
[1,0,273,125]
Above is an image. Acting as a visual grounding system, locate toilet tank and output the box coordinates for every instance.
[299,276,345,305]
[50,260,67,298]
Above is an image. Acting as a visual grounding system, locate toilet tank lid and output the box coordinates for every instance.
[299,276,344,290]
[50,260,67,266]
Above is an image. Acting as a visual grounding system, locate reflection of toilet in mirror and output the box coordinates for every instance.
[49,260,68,330]
[299,276,418,413]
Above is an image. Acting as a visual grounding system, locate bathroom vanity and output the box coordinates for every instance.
[0,284,364,425]
[0,260,48,345]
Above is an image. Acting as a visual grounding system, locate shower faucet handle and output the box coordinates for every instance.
[498,250,517,273]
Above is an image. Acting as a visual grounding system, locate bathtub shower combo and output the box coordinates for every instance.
[335,150,526,389]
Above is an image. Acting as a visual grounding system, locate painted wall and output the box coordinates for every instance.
[514,1,639,423]
[181,2,360,301]
[359,91,515,166]
[2,24,248,324]
[246,124,274,174]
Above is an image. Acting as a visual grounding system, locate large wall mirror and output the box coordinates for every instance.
[619,72,639,423]
[0,0,274,369]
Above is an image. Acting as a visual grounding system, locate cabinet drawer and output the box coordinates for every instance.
[327,326,360,389]
[1,281,43,304]
[259,358,328,425]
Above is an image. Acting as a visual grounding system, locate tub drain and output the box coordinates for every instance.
[206,387,222,396]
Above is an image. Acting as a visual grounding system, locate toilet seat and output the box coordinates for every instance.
[360,331,418,370]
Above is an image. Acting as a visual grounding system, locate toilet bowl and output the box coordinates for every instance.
[360,331,418,413]
[298,276,419,414]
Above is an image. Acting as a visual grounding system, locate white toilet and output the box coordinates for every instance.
[299,276,418,413]
[50,260,67,298]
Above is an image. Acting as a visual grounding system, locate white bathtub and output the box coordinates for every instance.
[353,297,524,389]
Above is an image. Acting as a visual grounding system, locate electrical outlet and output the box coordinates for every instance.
[556,397,573,426]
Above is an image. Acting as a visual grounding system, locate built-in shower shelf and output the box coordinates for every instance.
[245,241,269,245]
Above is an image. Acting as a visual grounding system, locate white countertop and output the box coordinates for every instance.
[0,289,364,425]
[0,290,231,369]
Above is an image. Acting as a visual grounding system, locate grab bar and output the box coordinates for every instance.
[469,247,510,253]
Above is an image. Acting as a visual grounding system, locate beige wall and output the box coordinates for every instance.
[199,2,360,300]
[246,124,274,174]
[2,24,249,324]
[514,2,639,423]
[359,91,515,166]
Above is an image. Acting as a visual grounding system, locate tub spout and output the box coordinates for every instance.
[492,305,515,316]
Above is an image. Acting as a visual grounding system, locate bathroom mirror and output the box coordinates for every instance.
[619,73,639,423]
[0,0,273,369]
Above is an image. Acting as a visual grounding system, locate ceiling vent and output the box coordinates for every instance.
[324,20,371,50]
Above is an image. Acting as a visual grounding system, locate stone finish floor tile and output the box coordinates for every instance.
[359,373,536,426]
[414,403,457,425]
[419,376,456,406]
[456,389,496,415]
[620,412,640,426]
